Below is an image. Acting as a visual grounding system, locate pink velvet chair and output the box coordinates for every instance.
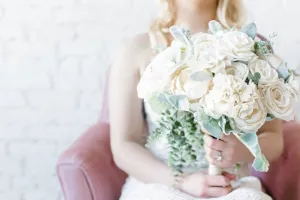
[56,77,300,200]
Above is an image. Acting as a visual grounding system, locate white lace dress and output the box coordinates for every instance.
[119,102,272,200]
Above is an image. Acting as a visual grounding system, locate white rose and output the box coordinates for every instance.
[170,68,211,101]
[249,59,279,84]
[230,84,267,133]
[192,33,216,53]
[200,74,253,119]
[225,62,249,81]
[137,47,178,100]
[189,33,231,73]
[188,49,231,74]
[260,80,296,121]
[222,31,256,62]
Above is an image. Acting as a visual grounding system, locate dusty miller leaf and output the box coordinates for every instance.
[168,95,190,111]
[148,93,171,114]
[169,26,191,47]
[277,63,291,82]
[194,107,210,124]
[241,23,257,39]
[218,115,227,133]
[208,20,224,36]
[203,118,222,139]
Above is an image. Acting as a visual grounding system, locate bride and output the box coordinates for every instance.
[109,0,283,199]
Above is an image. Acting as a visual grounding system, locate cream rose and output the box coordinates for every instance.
[170,68,211,101]
[222,31,256,62]
[137,47,178,100]
[249,59,279,84]
[200,74,253,119]
[230,84,267,133]
[260,80,296,121]
[225,62,249,81]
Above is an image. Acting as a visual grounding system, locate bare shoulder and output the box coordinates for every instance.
[129,32,151,50]
[114,32,154,71]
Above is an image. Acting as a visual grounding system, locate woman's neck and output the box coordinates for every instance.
[174,0,218,34]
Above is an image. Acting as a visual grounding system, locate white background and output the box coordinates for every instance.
[0,0,299,199]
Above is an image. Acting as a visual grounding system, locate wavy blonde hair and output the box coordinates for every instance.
[149,0,245,48]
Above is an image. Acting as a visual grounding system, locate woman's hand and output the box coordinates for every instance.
[178,171,236,198]
[203,134,254,168]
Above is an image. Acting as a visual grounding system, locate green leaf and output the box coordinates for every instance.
[277,63,291,82]
[241,23,257,39]
[203,118,222,139]
[248,72,261,85]
[169,26,191,46]
[194,107,210,124]
[208,20,224,35]
[224,122,233,135]
[190,71,213,82]
[254,41,270,56]
[218,115,227,133]
[148,93,170,113]
[266,114,275,121]
[168,95,190,111]
[233,133,269,172]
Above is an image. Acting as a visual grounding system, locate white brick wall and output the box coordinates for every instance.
[0,0,299,199]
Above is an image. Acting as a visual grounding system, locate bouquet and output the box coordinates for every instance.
[137,20,300,176]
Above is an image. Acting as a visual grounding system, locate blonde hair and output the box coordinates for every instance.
[149,0,245,48]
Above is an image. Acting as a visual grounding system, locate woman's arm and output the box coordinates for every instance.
[109,35,238,198]
[109,35,175,186]
[256,118,283,162]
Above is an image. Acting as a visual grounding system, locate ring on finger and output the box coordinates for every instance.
[215,151,223,161]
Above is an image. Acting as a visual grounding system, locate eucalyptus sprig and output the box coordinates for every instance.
[147,109,204,176]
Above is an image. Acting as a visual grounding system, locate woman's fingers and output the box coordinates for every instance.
[205,174,231,187]
[204,145,233,168]
[204,134,226,151]
[205,154,233,168]
[202,174,234,198]
[205,185,233,198]
[222,171,237,181]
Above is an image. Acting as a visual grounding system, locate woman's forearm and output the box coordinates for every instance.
[242,131,284,164]
[112,141,175,186]
[257,131,284,162]
[242,118,283,164]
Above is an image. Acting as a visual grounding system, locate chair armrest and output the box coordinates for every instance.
[56,122,127,200]
[252,121,300,200]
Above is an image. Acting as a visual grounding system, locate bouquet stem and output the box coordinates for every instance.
[208,164,222,175]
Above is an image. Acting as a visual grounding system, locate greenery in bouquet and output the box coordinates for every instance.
[137,20,300,175]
